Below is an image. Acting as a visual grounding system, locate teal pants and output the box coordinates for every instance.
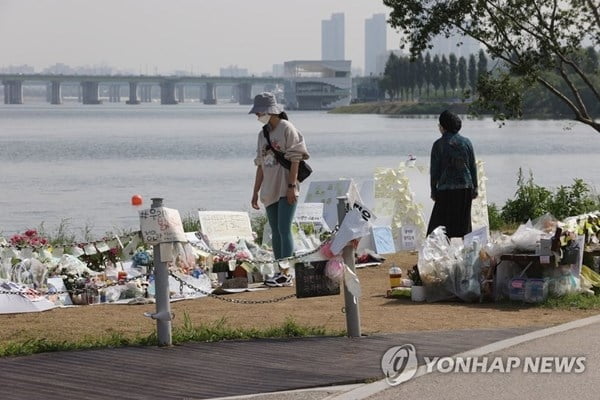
[266,197,297,259]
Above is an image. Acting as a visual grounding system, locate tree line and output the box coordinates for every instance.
[380,49,489,101]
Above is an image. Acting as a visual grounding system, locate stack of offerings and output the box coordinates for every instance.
[386,264,413,297]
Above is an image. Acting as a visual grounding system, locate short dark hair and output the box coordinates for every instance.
[439,110,462,133]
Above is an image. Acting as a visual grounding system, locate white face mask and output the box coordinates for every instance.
[258,114,271,125]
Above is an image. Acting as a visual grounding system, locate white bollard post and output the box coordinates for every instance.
[337,196,362,338]
[150,197,173,346]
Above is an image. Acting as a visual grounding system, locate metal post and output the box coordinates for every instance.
[150,197,173,346]
[336,196,362,338]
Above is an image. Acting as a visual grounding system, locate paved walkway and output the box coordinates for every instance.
[0,327,535,400]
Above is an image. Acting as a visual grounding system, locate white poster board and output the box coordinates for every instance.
[198,211,253,249]
[400,225,418,251]
[372,226,395,254]
[294,203,327,227]
[304,179,362,230]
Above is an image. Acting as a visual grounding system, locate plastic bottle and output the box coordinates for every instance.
[389,264,403,288]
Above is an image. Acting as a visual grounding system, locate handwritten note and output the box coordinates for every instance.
[139,207,186,245]
[401,225,417,251]
[198,211,253,249]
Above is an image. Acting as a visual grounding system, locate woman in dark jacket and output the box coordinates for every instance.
[427,110,478,238]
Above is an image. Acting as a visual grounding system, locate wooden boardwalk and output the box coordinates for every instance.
[0,327,534,400]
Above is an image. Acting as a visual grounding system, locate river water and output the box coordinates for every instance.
[1,102,598,238]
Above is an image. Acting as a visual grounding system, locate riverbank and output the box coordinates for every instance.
[328,101,470,115]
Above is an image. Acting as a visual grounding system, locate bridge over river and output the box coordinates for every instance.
[0,73,284,105]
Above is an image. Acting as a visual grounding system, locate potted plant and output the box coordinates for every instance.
[408,265,426,302]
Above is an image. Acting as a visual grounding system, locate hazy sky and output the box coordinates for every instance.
[0,0,403,75]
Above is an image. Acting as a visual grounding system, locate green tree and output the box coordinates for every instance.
[424,52,433,97]
[382,53,400,99]
[383,0,600,133]
[440,54,450,96]
[458,56,468,93]
[449,53,458,96]
[414,54,425,97]
[468,53,477,94]
[477,49,488,79]
[431,54,441,96]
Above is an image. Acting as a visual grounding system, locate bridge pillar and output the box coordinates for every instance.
[2,80,23,104]
[238,82,253,105]
[50,81,62,104]
[203,82,217,104]
[176,85,185,103]
[160,81,178,104]
[126,82,140,104]
[81,81,101,104]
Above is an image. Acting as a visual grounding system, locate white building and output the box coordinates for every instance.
[365,14,387,76]
[283,60,352,110]
[219,65,249,77]
[321,13,345,60]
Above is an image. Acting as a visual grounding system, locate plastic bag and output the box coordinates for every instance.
[325,256,344,283]
[510,221,551,252]
[418,227,457,302]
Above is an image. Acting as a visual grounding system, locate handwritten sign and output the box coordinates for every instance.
[400,225,417,251]
[198,211,253,249]
[294,203,325,224]
[139,207,186,245]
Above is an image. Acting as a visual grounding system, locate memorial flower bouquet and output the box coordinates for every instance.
[9,229,49,249]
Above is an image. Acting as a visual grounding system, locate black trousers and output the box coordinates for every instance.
[427,188,473,238]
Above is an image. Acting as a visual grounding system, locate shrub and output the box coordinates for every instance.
[487,203,503,231]
[547,179,600,220]
[501,168,552,223]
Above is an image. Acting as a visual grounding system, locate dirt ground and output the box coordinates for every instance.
[1,252,598,344]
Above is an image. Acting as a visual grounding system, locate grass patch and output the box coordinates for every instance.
[540,293,600,310]
[0,314,341,358]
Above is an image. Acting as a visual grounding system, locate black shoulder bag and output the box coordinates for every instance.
[262,125,312,182]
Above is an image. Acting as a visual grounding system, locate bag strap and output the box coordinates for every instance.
[262,125,285,157]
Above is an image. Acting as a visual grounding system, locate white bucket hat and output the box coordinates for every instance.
[248,92,283,114]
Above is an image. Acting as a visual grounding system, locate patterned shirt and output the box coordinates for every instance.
[430,132,477,197]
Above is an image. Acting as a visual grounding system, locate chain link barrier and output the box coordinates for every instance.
[189,226,338,268]
[169,272,297,304]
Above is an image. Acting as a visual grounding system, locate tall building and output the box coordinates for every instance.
[364,14,387,76]
[321,13,345,60]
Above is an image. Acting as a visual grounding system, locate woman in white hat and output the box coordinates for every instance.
[249,92,310,286]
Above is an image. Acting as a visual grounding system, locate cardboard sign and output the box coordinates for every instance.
[198,211,253,249]
[304,179,362,230]
[372,226,395,254]
[139,207,186,245]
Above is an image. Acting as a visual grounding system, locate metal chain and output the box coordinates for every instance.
[190,226,339,268]
[169,272,297,304]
